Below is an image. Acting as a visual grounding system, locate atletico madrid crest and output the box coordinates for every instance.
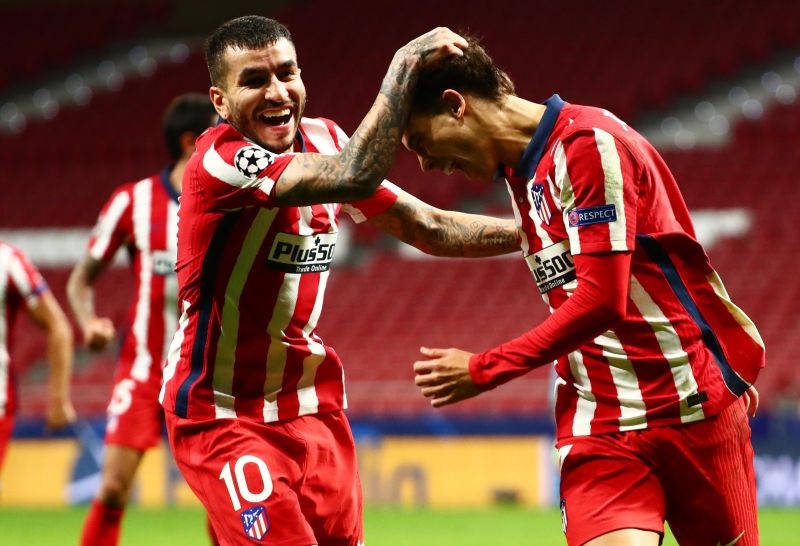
[241,505,270,541]
[531,183,552,223]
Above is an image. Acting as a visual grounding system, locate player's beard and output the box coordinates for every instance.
[247,96,306,154]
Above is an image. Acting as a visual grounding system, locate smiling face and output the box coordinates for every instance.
[210,38,305,153]
[402,98,498,182]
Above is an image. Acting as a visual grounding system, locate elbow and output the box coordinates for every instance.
[343,181,377,201]
[594,295,627,328]
[345,167,385,200]
[413,210,451,257]
[66,266,84,301]
[50,316,74,348]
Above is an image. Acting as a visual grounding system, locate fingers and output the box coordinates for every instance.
[46,403,77,431]
[436,27,468,54]
[409,27,468,66]
[430,392,457,408]
[85,318,115,351]
[419,382,455,400]
[413,358,447,387]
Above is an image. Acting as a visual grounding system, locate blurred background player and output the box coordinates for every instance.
[160,16,519,546]
[407,36,764,546]
[0,240,75,483]
[67,93,218,546]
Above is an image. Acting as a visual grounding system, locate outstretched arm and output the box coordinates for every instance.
[414,252,631,407]
[27,290,76,429]
[367,190,519,257]
[67,255,115,351]
[274,28,468,206]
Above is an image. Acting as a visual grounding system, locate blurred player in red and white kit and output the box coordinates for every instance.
[67,94,219,546]
[0,241,75,480]
[406,37,764,546]
[159,16,518,546]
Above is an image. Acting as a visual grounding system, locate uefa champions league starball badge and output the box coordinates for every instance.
[235,146,274,179]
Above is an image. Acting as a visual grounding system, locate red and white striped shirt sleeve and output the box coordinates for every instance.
[87,186,133,263]
[556,128,640,255]
[199,125,293,209]
[6,245,48,310]
[341,181,400,223]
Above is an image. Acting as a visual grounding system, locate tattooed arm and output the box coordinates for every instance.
[274,28,467,206]
[367,191,520,257]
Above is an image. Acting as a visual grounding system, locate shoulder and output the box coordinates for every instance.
[300,117,347,152]
[0,241,39,275]
[0,241,24,260]
[198,124,279,182]
[558,104,634,144]
[107,178,141,199]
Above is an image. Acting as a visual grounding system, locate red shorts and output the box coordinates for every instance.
[558,398,757,546]
[0,416,13,470]
[166,410,362,546]
[104,372,164,451]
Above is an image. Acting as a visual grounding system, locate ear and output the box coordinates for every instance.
[441,89,466,119]
[209,86,229,120]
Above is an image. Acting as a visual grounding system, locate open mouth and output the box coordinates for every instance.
[259,107,292,127]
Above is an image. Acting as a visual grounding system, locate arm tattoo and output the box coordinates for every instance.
[374,198,520,257]
[277,35,445,206]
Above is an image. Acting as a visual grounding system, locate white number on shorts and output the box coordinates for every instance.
[107,378,135,416]
[219,454,274,511]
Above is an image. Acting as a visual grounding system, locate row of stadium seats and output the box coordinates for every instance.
[0,1,170,91]
[4,0,800,228]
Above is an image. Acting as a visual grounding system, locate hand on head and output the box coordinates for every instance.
[402,27,468,67]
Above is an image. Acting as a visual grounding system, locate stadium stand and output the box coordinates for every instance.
[3,0,800,419]
[0,1,170,92]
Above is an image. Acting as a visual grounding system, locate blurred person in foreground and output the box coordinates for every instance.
[159,16,519,546]
[406,35,764,546]
[0,241,75,484]
[68,93,219,546]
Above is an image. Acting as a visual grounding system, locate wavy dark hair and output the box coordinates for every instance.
[412,32,515,114]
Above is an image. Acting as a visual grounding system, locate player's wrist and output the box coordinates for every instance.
[467,353,493,392]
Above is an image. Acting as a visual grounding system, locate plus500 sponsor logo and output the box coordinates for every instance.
[525,240,576,294]
[268,232,337,273]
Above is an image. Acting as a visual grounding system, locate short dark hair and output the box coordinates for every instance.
[412,33,515,114]
[206,15,293,88]
[162,93,217,160]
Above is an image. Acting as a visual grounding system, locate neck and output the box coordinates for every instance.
[485,95,546,169]
[169,157,189,194]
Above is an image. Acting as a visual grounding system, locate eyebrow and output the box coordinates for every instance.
[238,60,298,80]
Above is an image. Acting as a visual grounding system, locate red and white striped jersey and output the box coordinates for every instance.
[0,241,48,417]
[160,118,399,423]
[87,169,180,382]
[505,95,764,442]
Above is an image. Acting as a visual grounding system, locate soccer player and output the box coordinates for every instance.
[67,93,219,546]
[159,16,519,546]
[0,241,75,475]
[406,37,764,546]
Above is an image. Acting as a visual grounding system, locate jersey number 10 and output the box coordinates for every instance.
[219,455,274,511]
